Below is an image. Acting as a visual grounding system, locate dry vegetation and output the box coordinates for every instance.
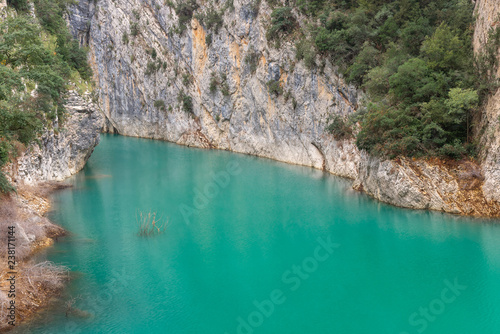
[0,186,68,331]
[136,210,168,237]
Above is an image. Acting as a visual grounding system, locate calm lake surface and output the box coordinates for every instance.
[15,134,500,333]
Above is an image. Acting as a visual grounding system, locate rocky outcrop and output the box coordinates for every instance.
[68,0,500,216]
[353,154,500,216]
[7,91,104,185]
[473,0,500,203]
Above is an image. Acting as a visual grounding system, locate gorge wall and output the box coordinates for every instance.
[69,0,361,179]
[7,91,104,186]
[69,0,500,216]
[473,0,500,204]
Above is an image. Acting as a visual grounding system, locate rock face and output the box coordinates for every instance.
[354,154,500,216]
[68,0,361,178]
[473,0,500,203]
[8,91,104,185]
[68,0,500,216]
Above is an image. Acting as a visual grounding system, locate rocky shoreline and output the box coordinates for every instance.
[0,90,103,331]
[0,184,68,332]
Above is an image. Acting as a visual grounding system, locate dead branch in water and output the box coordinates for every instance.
[136,210,168,237]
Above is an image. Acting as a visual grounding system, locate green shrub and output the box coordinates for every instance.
[178,91,193,114]
[266,7,296,41]
[154,99,166,110]
[221,82,230,96]
[267,80,283,96]
[245,47,259,74]
[7,0,30,12]
[145,61,158,75]
[182,73,191,87]
[326,114,353,140]
[175,0,199,33]
[130,22,139,37]
[209,72,219,93]
[132,9,140,20]
[206,34,213,46]
[204,7,223,33]
[122,32,129,44]
[295,39,316,69]
[439,140,466,159]
[220,73,230,96]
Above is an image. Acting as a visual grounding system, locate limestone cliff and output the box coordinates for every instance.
[473,0,500,203]
[6,91,104,185]
[69,0,360,178]
[69,0,500,216]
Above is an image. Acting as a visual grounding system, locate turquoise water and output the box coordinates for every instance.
[15,134,500,334]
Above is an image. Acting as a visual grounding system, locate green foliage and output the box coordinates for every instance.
[276,0,484,159]
[34,0,92,80]
[154,99,166,111]
[122,32,129,44]
[175,0,199,33]
[420,23,468,72]
[223,0,234,12]
[145,61,159,75]
[178,91,193,114]
[221,74,230,96]
[326,114,353,140]
[130,22,139,37]
[244,47,259,74]
[297,0,326,16]
[201,7,223,33]
[7,0,30,12]
[267,80,283,96]
[266,7,296,41]
[132,9,140,20]
[209,72,219,93]
[295,39,316,69]
[346,42,380,86]
[0,8,90,192]
[205,34,212,46]
[182,73,191,87]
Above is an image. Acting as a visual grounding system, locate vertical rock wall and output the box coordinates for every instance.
[7,91,104,185]
[69,0,361,179]
[473,0,500,202]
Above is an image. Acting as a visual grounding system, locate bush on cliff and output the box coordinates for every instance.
[266,0,491,159]
[0,2,92,193]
